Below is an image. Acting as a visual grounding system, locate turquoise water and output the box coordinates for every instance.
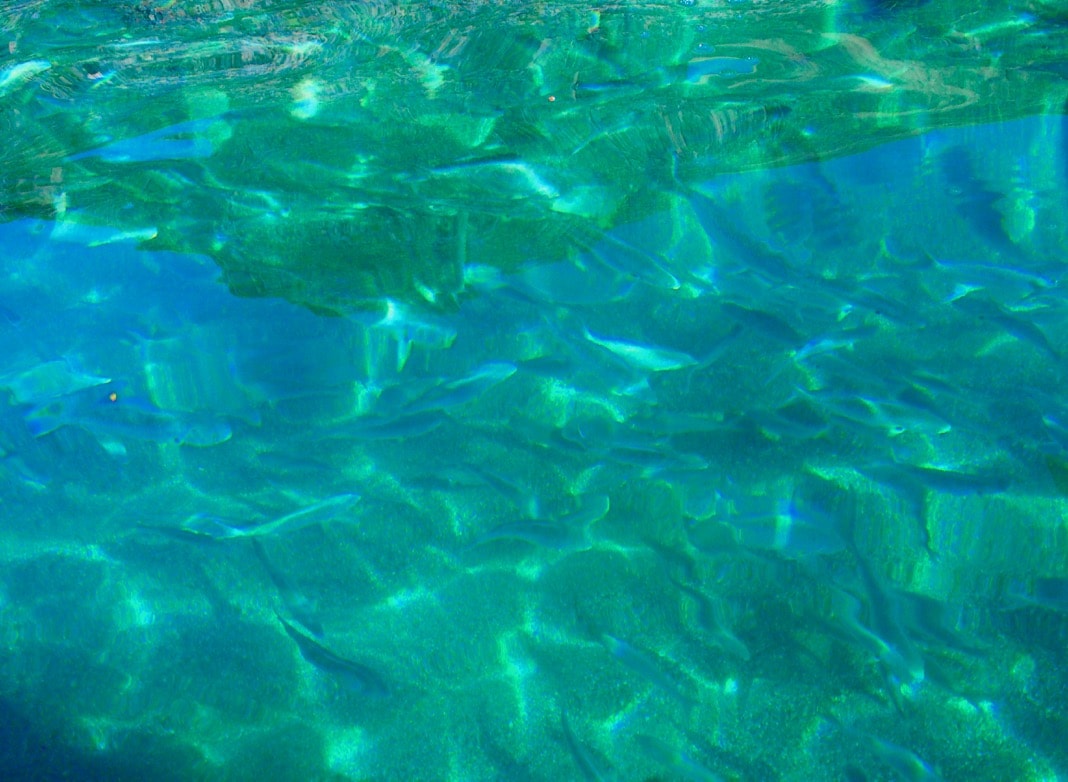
[3,3,1068,781]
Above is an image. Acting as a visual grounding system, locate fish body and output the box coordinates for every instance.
[0,359,111,405]
[67,118,221,163]
[404,362,516,414]
[635,734,725,782]
[601,634,697,708]
[173,494,359,541]
[253,538,323,637]
[583,328,698,373]
[240,493,360,538]
[474,519,578,549]
[0,60,50,96]
[473,495,608,550]
[720,302,804,346]
[560,712,618,782]
[669,576,751,662]
[277,615,389,696]
[27,390,232,447]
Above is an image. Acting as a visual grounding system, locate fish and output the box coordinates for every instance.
[635,734,725,782]
[507,260,635,307]
[582,328,699,373]
[150,513,248,542]
[680,728,783,782]
[0,303,21,329]
[444,464,541,519]
[791,324,879,364]
[802,387,950,438]
[276,614,389,696]
[419,156,560,201]
[1006,576,1068,613]
[682,56,759,82]
[403,362,517,415]
[863,460,1010,497]
[235,493,361,538]
[668,576,751,662]
[722,495,848,560]
[252,539,323,638]
[340,410,447,441]
[601,634,698,708]
[822,586,925,709]
[0,359,111,406]
[0,60,50,96]
[825,718,944,782]
[360,298,458,371]
[952,293,1061,361]
[938,145,1019,256]
[920,251,1060,305]
[472,495,609,550]
[836,509,927,694]
[719,302,805,347]
[587,229,681,291]
[472,519,579,549]
[27,389,233,448]
[175,493,360,540]
[66,118,222,163]
[49,222,159,248]
[560,711,619,782]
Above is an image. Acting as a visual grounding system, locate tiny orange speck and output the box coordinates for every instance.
[108,392,118,402]
[547,95,555,102]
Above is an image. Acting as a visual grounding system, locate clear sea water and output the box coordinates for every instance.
[2,2,1068,780]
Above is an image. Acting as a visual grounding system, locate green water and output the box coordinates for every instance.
[1,2,1068,781]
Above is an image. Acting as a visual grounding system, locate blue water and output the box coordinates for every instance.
[2,113,1068,779]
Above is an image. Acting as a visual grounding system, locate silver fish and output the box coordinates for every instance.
[277,614,389,696]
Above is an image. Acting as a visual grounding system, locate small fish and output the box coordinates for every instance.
[423,157,560,200]
[791,324,878,364]
[67,118,221,163]
[682,55,759,82]
[404,362,517,415]
[601,634,697,708]
[836,513,927,692]
[952,293,1061,361]
[175,493,360,540]
[1007,576,1068,613]
[826,718,944,782]
[0,303,21,329]
[588,230,681,291]
[730,496,848,560]
[0,359,111,405]
[508,260,635,307]
[719,302,804,347]
[635,734,725,782]
[138,513,244,543]
[938,145,1018,256]
[49,222,159,247]
[447,464,541,519]
[864,460,1009,497]
[473,519,578,549]
[252,539,323,637]
[27,389,232,447]
[236,493,361,538]
[276,614,389,696]
[342,410,447,440]
[560,711,619,782]
[473,495,609,550]
[583,328,698,373]
[922,251,1059,304]
[668,576,751,662]
[362,298,457,371]
[0,60,50,96]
